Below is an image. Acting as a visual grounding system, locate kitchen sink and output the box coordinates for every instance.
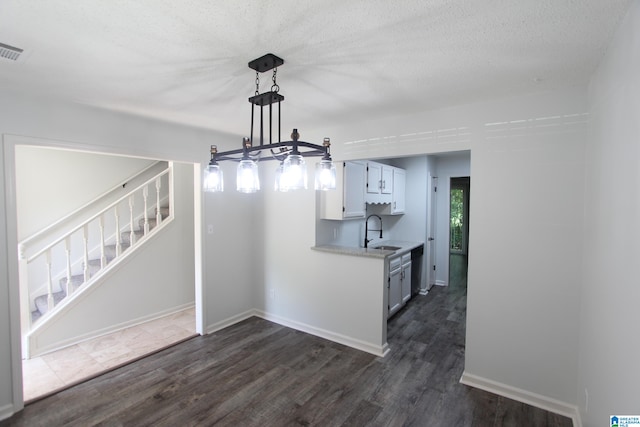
[372,245,402,251]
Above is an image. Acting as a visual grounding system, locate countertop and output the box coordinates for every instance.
[311,240,424,259]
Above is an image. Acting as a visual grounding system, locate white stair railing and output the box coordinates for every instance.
[18,165,173,338]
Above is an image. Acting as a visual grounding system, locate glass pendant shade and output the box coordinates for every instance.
[237,159,260,193]
[203,164,224,192]
[281,154,307,191]
[314,159,336,191]
[274,162,287,192]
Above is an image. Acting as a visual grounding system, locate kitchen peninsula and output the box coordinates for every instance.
[312,240,424,318]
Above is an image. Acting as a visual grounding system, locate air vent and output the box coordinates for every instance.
[0,42,23,61]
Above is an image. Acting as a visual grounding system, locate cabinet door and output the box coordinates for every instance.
[388,266,403,317]
[366,162,381,194]
[343,161,366,218]
[319,161,365,220]
[381,165,393,194]
[391,168,406,214]
[401,260,412,303]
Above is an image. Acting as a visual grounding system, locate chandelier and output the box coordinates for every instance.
[203,53,336,193]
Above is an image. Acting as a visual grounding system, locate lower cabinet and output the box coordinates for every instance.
[388,257,403,317]
[401,254,412,304]
[388,253,412,318]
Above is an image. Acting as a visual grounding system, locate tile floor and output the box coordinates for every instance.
[22,307,196,402]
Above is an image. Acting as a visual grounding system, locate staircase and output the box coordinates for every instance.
[31,206,170,323]
[19,164,173,358]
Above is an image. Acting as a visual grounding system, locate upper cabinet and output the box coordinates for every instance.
[389,168,406,215]
[319,160,406,220]
[366,162,393,203]
[320,161,366,220]
[365,161,406,215]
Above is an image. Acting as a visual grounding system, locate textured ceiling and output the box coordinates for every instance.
[0,0,632,135]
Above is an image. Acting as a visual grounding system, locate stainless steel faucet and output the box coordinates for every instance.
[364,214,383,248]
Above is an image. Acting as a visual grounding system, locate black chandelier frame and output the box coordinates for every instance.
[208,53,332,167]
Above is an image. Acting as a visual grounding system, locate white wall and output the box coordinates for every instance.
[579,2,640,425]
[294,86,588,411]
[259,162,387,354]
[0,92,255,420]
[15,146,155,239]
[433,152,471,286]
[202,160,258,330]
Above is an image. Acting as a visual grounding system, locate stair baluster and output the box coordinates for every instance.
[83,224,90,282]
[114,205,121,257]
[99,214,107,269]
[64,237,72,296]
[45,250,54,311]
[20,164,172,348]
[155,177,162,226]
[143,186,149,235]
[128,195,135,247]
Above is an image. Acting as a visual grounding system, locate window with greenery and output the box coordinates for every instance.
[450,187,464,252]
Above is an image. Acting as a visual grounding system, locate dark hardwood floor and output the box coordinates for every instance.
[2,255,572,426]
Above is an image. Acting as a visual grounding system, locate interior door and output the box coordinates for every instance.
[426,174,437,291]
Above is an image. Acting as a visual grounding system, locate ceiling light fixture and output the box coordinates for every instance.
[204,53,336,193]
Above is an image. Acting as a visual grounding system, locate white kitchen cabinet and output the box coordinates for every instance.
[374,166,406,215]
[390,168,406,215]
[401,253,412,303]
[320,161,366,220]
[366,162,382,195]
[365,161,393,203]
[388,256,403,317]
[388,252,413,318]
[381,165,393,195]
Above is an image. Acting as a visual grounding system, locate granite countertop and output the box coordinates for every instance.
[311,240,424,259]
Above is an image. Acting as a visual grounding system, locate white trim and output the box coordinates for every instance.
[193,163,205,336]
[0,403,15,422]
[204,310,256,334]
[459,371,581,427]
[435,279,447,287]
[19,160,165,248]
[26,214,176,356]
[419,289,429,296]
[255,310,390,357]
[204,309,390,358]
[3,137,25,413]
[31,303,195,358]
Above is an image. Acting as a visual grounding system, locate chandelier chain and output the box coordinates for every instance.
[255,71,260,96]
[271,68,279,93]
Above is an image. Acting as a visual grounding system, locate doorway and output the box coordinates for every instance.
[449,177,470,288]
[4,135,204,406]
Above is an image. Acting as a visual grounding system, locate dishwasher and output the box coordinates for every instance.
[411,245,424,296]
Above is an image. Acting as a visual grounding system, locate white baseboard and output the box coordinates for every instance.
[204,309,256,334]
[0,403,14,422]
[255,310,389,357]
[435,280,447,287]
[29,302,195,358]
[419,289,429,296]
[460,371,581,427]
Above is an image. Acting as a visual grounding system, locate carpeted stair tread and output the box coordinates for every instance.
[104,243,131,258]
[34,290,67,316]
[120,229,145,246]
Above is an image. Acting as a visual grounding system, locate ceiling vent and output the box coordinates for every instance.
[0,42,24,61]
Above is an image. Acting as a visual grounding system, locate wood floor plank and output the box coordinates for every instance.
[2,254,573,426]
